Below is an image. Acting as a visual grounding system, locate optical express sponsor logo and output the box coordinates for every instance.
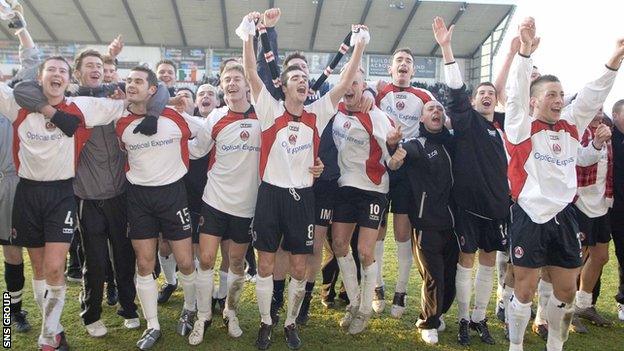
[126,138,175,150]
[280,141,312,154]
[533,152,574,166]
[221,144,260,152]
[26,131,65,141]
[385,105,418,122]
[333,129,366,146]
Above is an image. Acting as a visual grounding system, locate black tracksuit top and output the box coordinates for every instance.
[447,85,510,219]
[402,127,455,231]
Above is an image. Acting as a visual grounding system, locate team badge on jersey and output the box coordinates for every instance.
[513,246,524,259]
[45,120,57,131]
[240,130,250,141]
[552,144,562,154]
[343,120,351,129]
[288,134,297,145]
[395,100,405,111]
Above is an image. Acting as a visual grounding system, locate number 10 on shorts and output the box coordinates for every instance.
[369,203,380,221]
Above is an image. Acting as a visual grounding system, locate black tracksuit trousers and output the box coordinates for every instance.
[413,228,459,329]
[79,194,138,325]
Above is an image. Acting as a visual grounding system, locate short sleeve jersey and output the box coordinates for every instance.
[115,107,203,186]
[0,84,125,181]
[190,107,261,218]
[375,84,435,138]
[332,103,394,193]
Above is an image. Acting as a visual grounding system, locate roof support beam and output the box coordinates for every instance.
[220,0,230,49]
[359,0,373,24]
[308,0,324,51]
[72,0,101,43]
[430,2,468,56]
[470,5,514,58]
[0,25,13,40]
[170,0,187,46]
[121,0,144,45]
[21,0,57,41]
[491,5,516,57]
[390,0,421,53]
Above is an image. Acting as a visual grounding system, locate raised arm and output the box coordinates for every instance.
[107,35,124,59]
[562,38,623,134]
[256,8,282,99]
[433,17,462,91]
[328,25,369,107]
[432,16,471,130]
[433,16,455,66]
[504,17,536,145]
[242,12,266,103]
[9,9,40,85]
[494,37,519,108]
[494,36,540,108]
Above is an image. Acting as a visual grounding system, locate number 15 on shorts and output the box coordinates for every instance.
[177,208,192,230]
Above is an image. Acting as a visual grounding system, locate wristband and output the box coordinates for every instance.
[518,53,530,59]
[592,140,603,150]
[605,63,619,72]
[364,87,376,98]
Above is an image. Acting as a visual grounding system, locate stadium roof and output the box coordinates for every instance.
[0,0,515,58]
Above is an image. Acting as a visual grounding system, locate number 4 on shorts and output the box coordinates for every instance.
[64,211,74,226]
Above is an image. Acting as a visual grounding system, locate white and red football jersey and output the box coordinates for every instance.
[505,56,616,224]
[332,103,394,193]
[189,107,261,218]
[252,86,336,189]
[376,83,435,138]
[0,84,125,181]
[116,107,203,186]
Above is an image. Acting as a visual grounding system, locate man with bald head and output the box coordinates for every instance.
[387,99,457,345]
[433,16,509,346]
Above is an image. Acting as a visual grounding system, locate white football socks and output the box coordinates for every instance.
[136,274,160,330]
[471,264,494,323]
[195,268,214,321]
[337,252,360,308]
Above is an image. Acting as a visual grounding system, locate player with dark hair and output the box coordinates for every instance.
[505,18,623,351]
[241,12,368,348]
[433,16,510,346]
